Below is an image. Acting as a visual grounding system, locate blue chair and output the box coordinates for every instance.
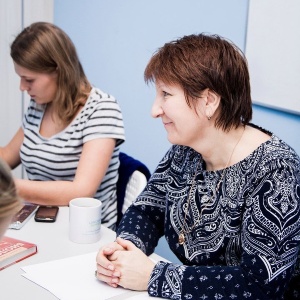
[116,152,151,226]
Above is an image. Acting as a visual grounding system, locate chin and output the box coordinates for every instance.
[167,136,181,145]
[167,136,175,144]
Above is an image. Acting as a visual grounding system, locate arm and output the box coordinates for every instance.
[96,203,164,289]
[147,159,300,299]
[113,147,300,299]
[0,127,23,169]
[95,147,174,287]
[15,137,116,205]
[116,146,175,255]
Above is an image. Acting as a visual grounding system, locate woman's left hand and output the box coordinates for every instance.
[109,237,156,291]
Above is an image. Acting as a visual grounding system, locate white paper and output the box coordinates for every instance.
[21,251,148,300]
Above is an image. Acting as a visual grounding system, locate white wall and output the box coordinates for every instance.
[0,0,22,177]
[0,0,53,178]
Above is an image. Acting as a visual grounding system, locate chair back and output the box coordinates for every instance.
[122,170,148,214]
[116,152,151,226]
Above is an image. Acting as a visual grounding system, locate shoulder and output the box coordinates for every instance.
[90,87,113,99]
[246,124,300,167]
[82,87,123,116]
[88,87,118,105]
[264,135,300,164]
[249,134,300,184]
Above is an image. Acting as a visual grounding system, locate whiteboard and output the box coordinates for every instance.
[245,0,300,114]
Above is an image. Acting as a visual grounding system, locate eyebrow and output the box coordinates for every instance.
[20,75,34,79]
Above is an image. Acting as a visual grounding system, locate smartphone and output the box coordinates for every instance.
[34,205,59,222]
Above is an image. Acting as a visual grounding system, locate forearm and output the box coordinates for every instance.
[117,206,163,256]
[14,178,95,205]
[148,258,292,299]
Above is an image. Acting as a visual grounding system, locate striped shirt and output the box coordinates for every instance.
[20,87,125,229]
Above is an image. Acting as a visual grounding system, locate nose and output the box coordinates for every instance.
[151,96,163,118]
[19,79,28,92]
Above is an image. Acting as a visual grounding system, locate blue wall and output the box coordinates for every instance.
[54,0,250,173]
[252,105,300,155]
[54,0,299,262]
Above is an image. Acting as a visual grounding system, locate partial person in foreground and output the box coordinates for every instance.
[0,158,22,239]
[95,33,300,299]
[0,22,125,229]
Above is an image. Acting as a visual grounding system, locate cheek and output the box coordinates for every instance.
[43,80,57,96]
[49,80,58,93]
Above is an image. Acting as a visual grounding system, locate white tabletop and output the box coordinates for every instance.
[1,207,163,300]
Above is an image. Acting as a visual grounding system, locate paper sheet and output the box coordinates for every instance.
[21,251,149,300]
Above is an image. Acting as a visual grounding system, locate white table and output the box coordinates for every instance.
[1,207,164,300]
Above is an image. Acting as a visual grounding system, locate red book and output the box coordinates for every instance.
[0,236,37,271]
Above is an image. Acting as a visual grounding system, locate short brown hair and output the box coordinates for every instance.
[144,33,252,131]
[10,22,91,125]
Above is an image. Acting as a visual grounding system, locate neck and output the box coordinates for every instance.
[201,125,246,171]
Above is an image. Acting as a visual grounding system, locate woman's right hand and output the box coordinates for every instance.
[95,241,125,287]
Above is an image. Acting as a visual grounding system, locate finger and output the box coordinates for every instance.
[102,246,115,256]
[116,237,135,250]
[96,250,116,271]
[96,260,121,277]
[107,251,120,262]
[96,263,115,277]
[95,270,120,287]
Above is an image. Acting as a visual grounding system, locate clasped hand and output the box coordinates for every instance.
[95,237,155,291]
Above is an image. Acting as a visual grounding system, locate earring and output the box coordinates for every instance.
[207,115,211,120]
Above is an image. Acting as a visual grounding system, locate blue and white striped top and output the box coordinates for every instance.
[20,87,125,229]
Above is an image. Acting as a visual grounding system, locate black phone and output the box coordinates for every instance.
[34,205,59,222]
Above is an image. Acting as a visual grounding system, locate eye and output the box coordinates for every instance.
[162,91,171,98]
[25,79,34,83]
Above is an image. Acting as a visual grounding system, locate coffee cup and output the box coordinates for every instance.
[69,197,102,244]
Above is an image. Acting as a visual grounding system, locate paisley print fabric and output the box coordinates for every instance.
[117,126,300,299]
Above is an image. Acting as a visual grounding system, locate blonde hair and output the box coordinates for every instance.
[10,22,92,125]
[0,158,21,219]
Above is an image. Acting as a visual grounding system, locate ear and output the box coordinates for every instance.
[203,88,221,120]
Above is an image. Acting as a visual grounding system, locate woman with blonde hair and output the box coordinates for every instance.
[0,22,125,229]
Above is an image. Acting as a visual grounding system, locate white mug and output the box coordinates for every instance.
[69,197,102,244]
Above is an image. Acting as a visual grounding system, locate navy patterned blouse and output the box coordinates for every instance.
[117,126,300,299]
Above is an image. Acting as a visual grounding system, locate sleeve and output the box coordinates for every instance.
[147,155,300,299]
[116,146,176,256]
[82,94,125,147]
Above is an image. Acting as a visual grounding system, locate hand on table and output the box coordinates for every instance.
[95,239,125,288]
[95,237,155,291]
